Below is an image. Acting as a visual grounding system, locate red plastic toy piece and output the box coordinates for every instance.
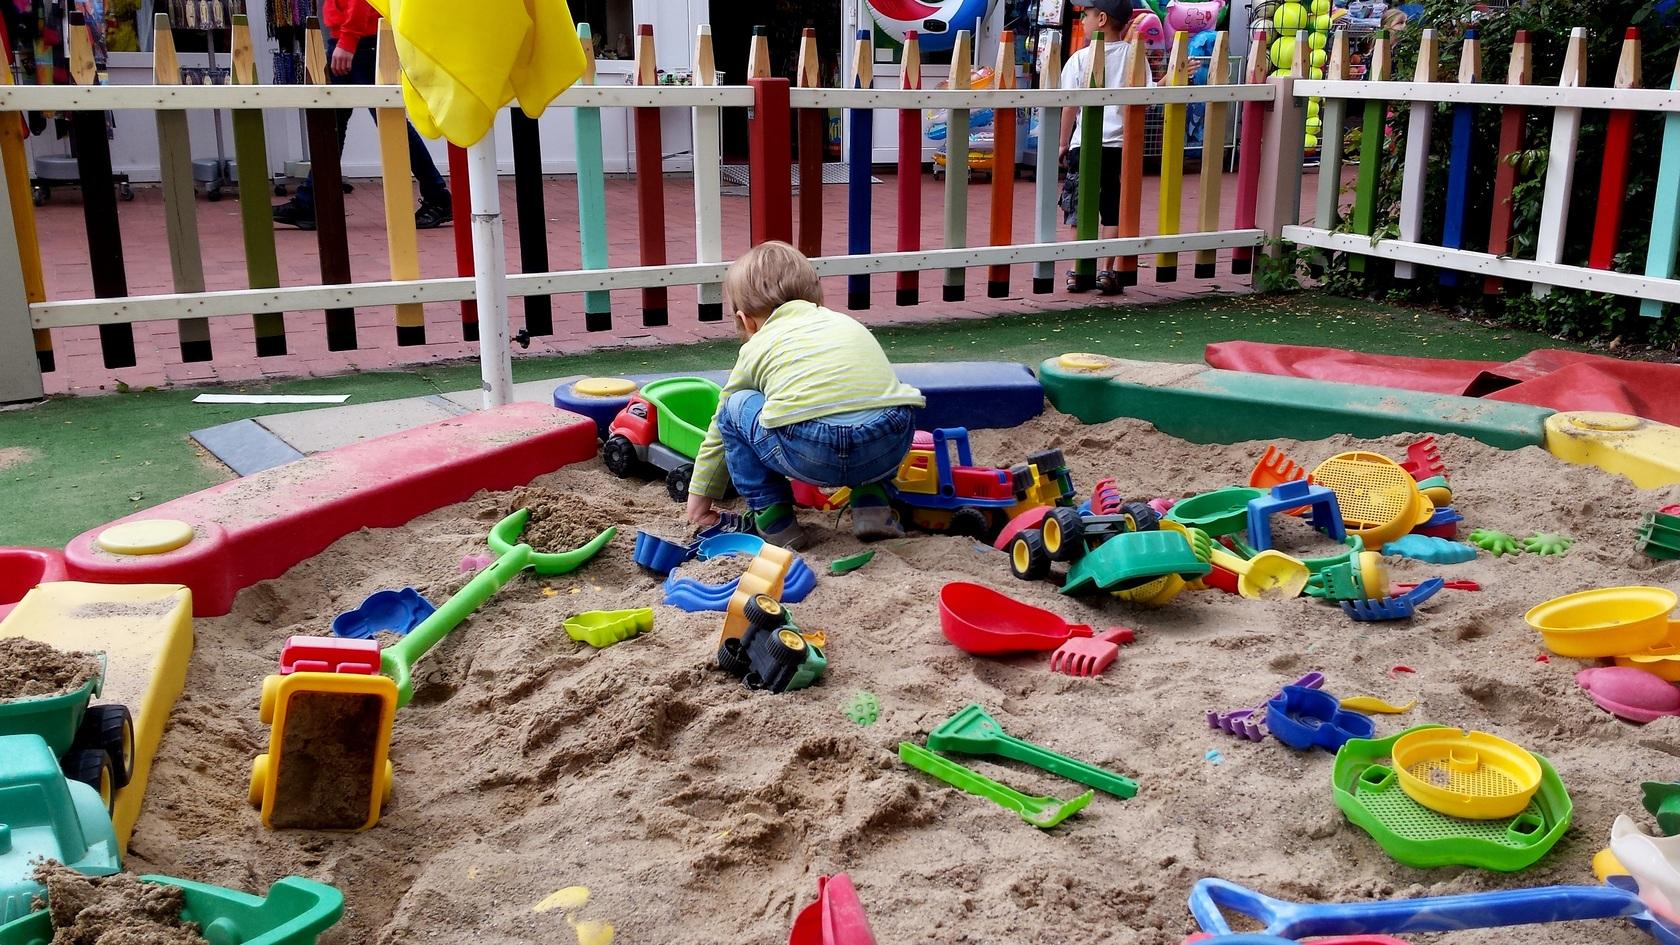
[938,582,1094,654]
[993,505,1052,551]
[1396,580,1480,592]
[279,636,380,675]
[61,403,597,617]
[1662,504,1680,517]
[792,480,849,511]
[1388,665,1415,677]
[0,547,67,621]
[1399,435,1447,482]
[1204,564,1240,595]
[788,874,877,945]
[1090,477,1124,516]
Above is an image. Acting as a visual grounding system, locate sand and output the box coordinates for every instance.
[124,413,1680,944]
[673,554,755,586]
[0,637,101,701]
[34,865,206,945]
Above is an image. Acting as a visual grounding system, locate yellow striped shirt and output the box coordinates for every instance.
[689,300,925,500]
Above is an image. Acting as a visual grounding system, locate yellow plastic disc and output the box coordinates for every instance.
[1558,411,1641,433]
[572,377,638,398]
[1057,352,1114,371]
[95,518,194,556]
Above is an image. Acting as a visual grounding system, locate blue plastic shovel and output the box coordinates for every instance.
[1341,577,1445,621]
[1187,876,1680,943]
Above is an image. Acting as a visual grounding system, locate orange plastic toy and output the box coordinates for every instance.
[249,671,395,832]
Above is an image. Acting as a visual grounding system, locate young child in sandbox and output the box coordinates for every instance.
[683,241,925,549]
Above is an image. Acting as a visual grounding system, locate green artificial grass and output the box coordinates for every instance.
[0,294,1573,549]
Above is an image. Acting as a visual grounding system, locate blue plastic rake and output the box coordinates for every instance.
[1341,577,1445,621]
[1187,877,1680,944]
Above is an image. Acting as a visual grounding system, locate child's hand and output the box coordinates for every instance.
[685,493,719,527]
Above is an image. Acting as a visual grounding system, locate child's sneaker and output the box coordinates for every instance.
[850,483,903,541]
[754,504,810,551]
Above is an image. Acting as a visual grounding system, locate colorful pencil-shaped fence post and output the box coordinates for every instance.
[747,33,793,245]
[986,30,1017,298]
[1347,30,1389,276]
[511,107,552,336]
[1639,47,1680,318]
[1255,36,1306,261]
[943,29,972,301]
[633,25,669,327]
[1589,28,1640,271]
[1310,31,1348,273]
[1194,30,1230,279]
[1533,27,1586,299]
[71,13,135,367]
[1116,34,1149,286]
[0,24,43,385]
[1231,39,1268,275]
[796,29,824,259]
[1439,30,1478,288]
[898,31,924,304]
[692,25,724,323]
[373,21,423,345]
[152,15,211,361]
[303,20,356,351]
[848,29,874,309]
[447,144,477,339]
[1156,32,1191,283]
[1031,32,1062,294]
[574,24,610,332]
[1073,29,1104,292]
[1392,28,1437,282]
[1484,30,1530,296]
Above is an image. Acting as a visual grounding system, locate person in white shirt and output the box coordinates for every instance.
[1058,0,1155,294]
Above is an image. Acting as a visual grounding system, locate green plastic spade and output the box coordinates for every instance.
[563,608,653,648]
[898,742,1092,829]
[382,543,531,707]
[927,704,1139,799]
[488,508,616,575]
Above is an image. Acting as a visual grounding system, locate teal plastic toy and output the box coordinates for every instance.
[1062,529,1210,595]
[0,875,343,945]
[0,734,120,922]
[1381,534,1477,564]
[927,704,1138,799]
[563,608,653,648]
[1468,528,1523,556]
[1332,725,1571,872]
[487,508,615,575]
[1638,514,1680,561]
[898,742,1092,829]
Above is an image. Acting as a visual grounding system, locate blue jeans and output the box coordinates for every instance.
[716,391,915,511]
[294,37,450,210]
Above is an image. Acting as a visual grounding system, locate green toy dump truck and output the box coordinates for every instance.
[0,653,134,810]
[601,376,722,502]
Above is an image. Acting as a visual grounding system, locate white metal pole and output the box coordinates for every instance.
[468,134,513,408]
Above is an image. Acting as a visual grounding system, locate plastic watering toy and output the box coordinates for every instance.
[1614,815,1680,925]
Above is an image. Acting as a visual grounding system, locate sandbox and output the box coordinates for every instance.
[99,407,1680,945]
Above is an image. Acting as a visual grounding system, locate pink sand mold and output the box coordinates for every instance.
[1208,671,1326,740]
[1578,666,1680,724]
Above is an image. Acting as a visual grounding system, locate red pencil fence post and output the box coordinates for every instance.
[896,31,923,305]
[447,143,477,339]
[633,24,668,328]
[749,77,794,246]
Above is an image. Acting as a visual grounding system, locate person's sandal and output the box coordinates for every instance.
[1096,270,1122,295]
[1065,269,1092,293]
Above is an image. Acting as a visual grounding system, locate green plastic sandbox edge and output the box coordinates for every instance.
[1039,358,1553,451]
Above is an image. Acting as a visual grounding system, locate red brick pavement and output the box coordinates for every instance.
[27,166,1324,394]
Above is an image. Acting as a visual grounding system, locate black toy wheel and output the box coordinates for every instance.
[601,435,638,478]
[744,593,786,631]
[1121,501,1162,533]
[1010,530,1051,581]
[1026,448,1066,473]
[948,508,991,539]
[1042,507,1086,561]
[665,464,693,503]
[717,639,750,676]
[63,748,116,812]
[74,704,135,788]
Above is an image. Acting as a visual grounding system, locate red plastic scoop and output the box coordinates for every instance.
[939,582,1096,654]
[787,874,876,945]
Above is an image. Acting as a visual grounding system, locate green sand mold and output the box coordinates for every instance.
[1040,355,1552,450]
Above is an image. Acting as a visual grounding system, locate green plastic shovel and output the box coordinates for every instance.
[927,704,1139,799]
[487,508,616,576]
[898,742,1092,829]
[382,543,532,707]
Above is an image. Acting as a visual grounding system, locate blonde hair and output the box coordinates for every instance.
[723,241,823,319]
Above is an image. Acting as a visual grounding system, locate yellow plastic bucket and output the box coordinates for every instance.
[1525,586,1677,658]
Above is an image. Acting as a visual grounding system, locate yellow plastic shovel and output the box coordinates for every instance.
[1209,547,1309,600]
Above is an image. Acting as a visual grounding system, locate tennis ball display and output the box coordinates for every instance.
[1313,14,1331,29]
[1306,116,1323,132]
[1270,36,1296,69]
[1308,31,1327,49]
[1310,0,1330,13]
[1309,66,1324,79]
[1305,133,1320,149]
[1307,98,1320,118]
[1274,3,1306,31]
[1311,48,1328,67]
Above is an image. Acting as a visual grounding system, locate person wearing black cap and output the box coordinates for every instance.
[1058,0,1154,294]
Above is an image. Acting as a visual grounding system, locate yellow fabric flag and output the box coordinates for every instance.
[368,0,585,147]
